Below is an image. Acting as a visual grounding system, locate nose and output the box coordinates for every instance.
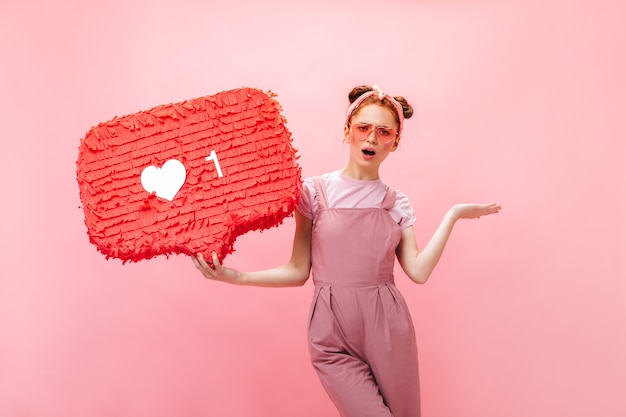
[365,129,377,143]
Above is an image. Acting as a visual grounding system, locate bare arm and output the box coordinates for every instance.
[396,203,501,284]
[191,210,313,287]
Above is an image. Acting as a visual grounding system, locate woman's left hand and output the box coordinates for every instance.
[450,203,502,220]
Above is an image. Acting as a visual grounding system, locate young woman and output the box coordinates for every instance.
[192,85,501,417]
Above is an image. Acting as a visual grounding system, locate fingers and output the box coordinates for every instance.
[454,203,502,220]
[211,251,222,271]
[191,254,201,269]
[191,252,219,278]
[196,252,211,269]
[485,203,502,214]
[475,203,500,212]
[474,204,499,217]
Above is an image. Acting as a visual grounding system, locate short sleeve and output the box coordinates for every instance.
[296,177,316,220]
[393,190,416,229]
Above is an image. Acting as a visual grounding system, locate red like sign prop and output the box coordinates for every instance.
[77,88,301,263]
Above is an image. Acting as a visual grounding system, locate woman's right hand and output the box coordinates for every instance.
[191,252,243,285]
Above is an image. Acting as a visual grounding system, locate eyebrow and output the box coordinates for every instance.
[353,121,394,129]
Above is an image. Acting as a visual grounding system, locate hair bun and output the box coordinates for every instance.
[394,96,414,119]
[348,85,373,104]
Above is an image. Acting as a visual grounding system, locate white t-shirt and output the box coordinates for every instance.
[297,170,416,229]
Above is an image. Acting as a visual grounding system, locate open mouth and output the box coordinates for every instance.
[362,149,376,156]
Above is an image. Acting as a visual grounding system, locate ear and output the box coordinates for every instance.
[343,125,350,143]
[390,135,401,152]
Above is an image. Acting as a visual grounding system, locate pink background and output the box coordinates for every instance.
[1,0,625,416]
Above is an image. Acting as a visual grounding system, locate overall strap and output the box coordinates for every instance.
[312,176,329,210]
[381,186,397,211]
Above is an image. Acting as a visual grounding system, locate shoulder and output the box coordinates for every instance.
[297,171,337,219]
[394,189,412,206]
[302,171,339,191]
[388,188,416,229]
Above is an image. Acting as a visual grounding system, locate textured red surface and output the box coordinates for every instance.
[76,87,301,263]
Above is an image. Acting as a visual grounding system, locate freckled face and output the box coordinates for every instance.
[341,104,401,179]
[344,104,400,161]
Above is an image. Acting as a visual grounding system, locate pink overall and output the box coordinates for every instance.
[307,177,421,417]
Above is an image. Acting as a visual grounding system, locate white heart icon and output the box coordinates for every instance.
[140,159,187,201]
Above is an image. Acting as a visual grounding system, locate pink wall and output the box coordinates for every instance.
[1,0,625,416]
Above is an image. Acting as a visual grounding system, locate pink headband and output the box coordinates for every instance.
[344,85,405,134]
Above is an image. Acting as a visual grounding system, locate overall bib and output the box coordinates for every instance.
[307,177,421,417]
